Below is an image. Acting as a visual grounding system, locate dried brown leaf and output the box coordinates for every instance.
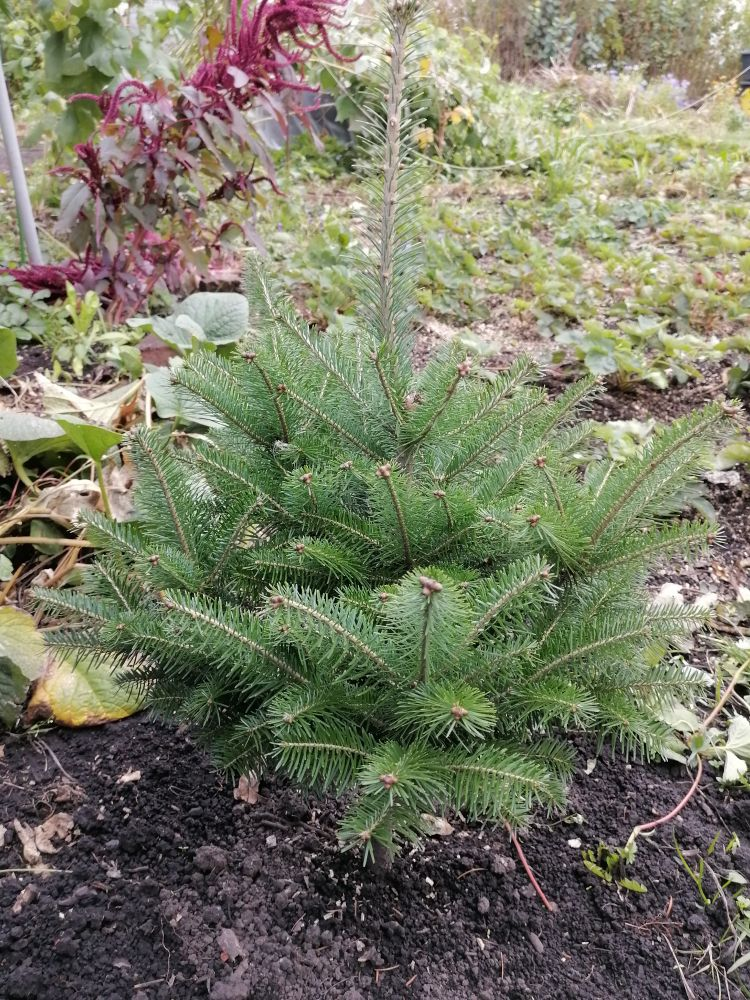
[233,773,259,805]
[13,819,41,866]
[34,813,74,854]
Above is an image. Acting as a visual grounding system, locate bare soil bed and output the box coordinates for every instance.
[2,713,749,1000]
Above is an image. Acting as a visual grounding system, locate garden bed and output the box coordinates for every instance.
[2,713,749,1000]
[2,333,749,1000]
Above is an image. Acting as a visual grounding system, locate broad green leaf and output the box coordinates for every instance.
[56,418,122,463]
[726,716,750,759]
[29,518,65,556]
[722,750,748,784]
[0,328,17,378]
[145,361,222,426]
[152,292,249,350]
[0,411,73,485]
[716,440,750,469]
[0,410,64,442]
[0,661,30,728]
[617,878,647,893]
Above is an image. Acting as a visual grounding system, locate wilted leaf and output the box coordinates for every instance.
[217,928,245,962]
[420,813,454,836]
[23,649,143,727]
[34,813,74,854]
[103,462,135,521]
[233,773,259,804]
[37,479,101,523]
[11,884,38,914]
[653,582,684,606]
[36,374,141,427]
[704,469,741,487]
[0,554,13,582]
[13,819,41,866]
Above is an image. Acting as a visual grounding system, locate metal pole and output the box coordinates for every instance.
[0,49,43,264]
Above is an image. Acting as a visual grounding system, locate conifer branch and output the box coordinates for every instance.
[376,463,412,568]
[537,459,565,516]
[464,563,552,647]
[402,359,471,451]
[131,430,192,557]
[283,387,381,460]
[245,353,289,441]
[160,593,307,684]
[246,254,365,404]
[589,406,724,544]
[441,393,547,482]
[269,593,399,681]
[377,4,409,346]
[371,348,404,423]
[204,499,264,587]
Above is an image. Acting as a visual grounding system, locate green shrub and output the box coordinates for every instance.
[39,0,729,864]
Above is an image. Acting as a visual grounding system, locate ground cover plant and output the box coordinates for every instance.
[36,0,736,869]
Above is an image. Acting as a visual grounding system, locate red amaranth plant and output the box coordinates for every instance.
[8,0,349,321]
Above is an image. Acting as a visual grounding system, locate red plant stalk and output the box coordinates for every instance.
[6,0,351,317]
[505,822,555,913]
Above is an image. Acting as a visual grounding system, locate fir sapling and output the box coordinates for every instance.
[39,0,733,865]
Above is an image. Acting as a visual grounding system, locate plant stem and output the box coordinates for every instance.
[95,459,112,518]
[0,536,93,548]
[627,758,704,851]
[377,6,409,347]
[702,658,749,730]
[505,823,555,912]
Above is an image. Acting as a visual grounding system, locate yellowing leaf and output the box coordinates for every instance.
[24,650,143,728]
[419,56,431,77]
[0,607,46,727]
[0,606,45,678]
[416,126,434,150]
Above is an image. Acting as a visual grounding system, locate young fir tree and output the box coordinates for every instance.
[40,0,730,863]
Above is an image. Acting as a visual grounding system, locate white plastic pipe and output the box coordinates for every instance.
[0,49,43,264]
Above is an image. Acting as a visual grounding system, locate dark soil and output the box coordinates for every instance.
[1,716,749,1000]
